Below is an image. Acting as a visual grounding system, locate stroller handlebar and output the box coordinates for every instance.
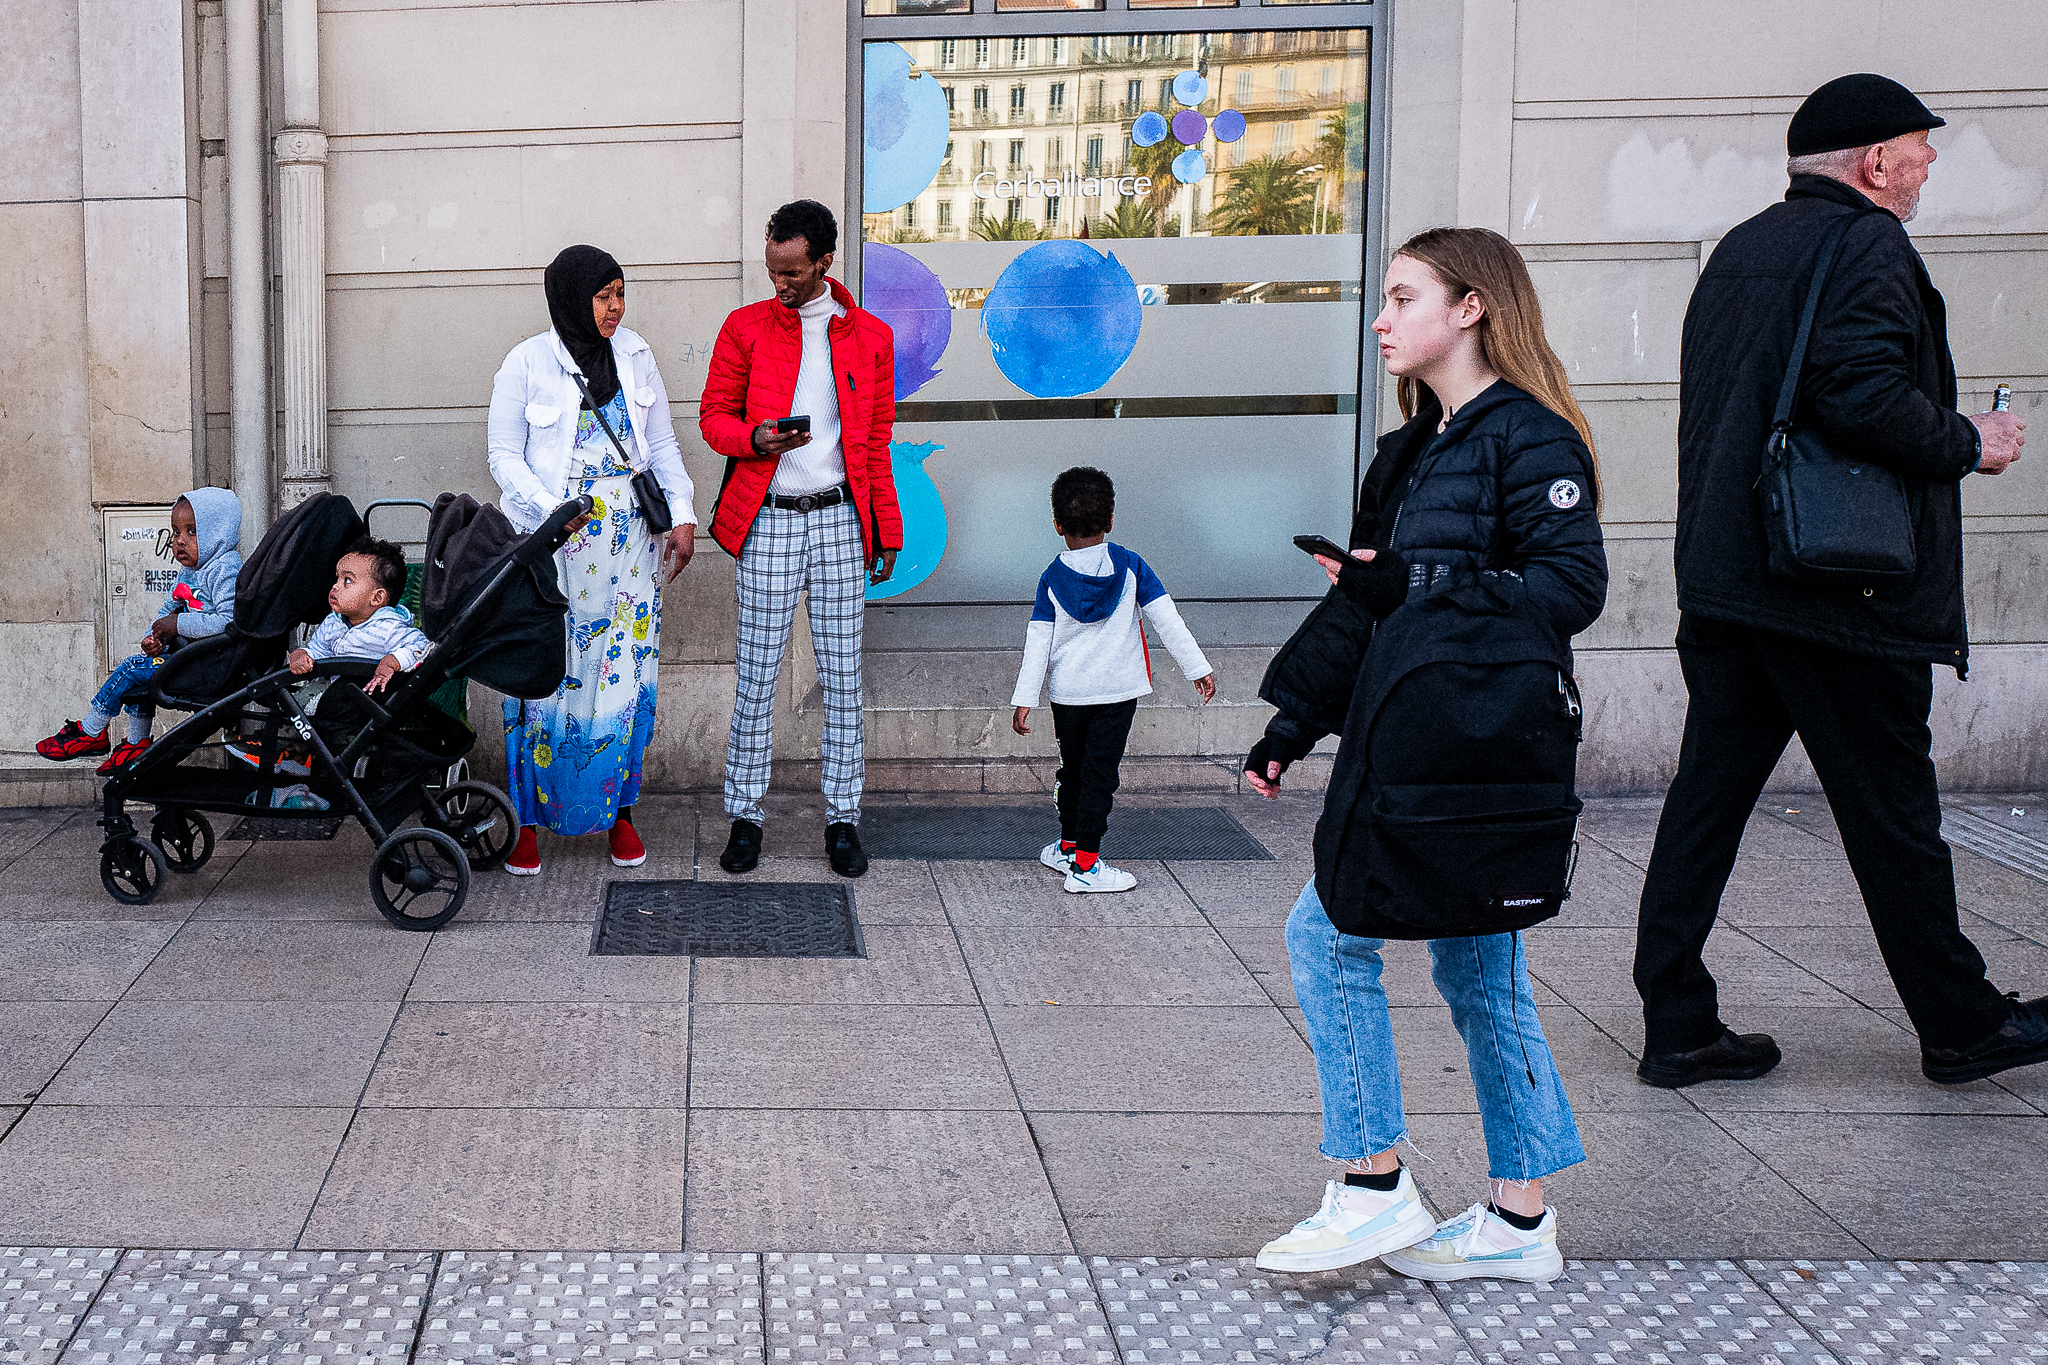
[518,496,596,566]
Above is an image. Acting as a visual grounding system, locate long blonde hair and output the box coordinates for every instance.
[1392,227,1600,508]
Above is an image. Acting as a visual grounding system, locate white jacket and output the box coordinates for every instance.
[486,326,698,533]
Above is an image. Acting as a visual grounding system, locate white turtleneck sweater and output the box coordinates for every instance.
[770,287,851,497]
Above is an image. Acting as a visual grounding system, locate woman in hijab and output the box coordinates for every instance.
[485,244,697,875]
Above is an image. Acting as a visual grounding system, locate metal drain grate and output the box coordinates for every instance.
[594,881,864,957]
[1942,806,2048,883]
[856,804,1272,861]
[227,815,344,841]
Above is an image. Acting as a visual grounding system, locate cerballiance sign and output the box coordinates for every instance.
[972,169,1154,202]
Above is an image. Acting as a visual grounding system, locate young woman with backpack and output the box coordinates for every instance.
[1245,227,1607,1283]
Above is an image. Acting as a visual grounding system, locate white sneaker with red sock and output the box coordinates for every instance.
[1063,852,1135,893]
[1040,840,1076,874]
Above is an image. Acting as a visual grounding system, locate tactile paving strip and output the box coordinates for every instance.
[1091,1257,1467,1362]
[0,1248,121,1365]
[415,1252,762,1364]
[67,1250,434,1365]
[856,806,1273,862]
[1746,1260,2048,1364]
[763,1253,1114,1363]
[1436,1259,1837,1364]
[595,883,862,958]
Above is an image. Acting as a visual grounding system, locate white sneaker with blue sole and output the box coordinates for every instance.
[1063,860,1136,893]
[1254,1173,1436,1273]
[1040,840,1075,874]
[1380,1201,1563,1283]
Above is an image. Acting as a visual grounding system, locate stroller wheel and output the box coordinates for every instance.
[427,781,519,872]
[441,758,472,813]
[151,808,215,873]
[370,827,470,931]
[101,836,168,905]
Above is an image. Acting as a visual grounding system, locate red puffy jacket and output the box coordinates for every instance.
[698,278,904,560]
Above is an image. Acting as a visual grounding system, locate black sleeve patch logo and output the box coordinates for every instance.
[1548,479,1582,510]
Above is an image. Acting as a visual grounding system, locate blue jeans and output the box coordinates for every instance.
[1285,878,1586,1181]
[88,653,163,727]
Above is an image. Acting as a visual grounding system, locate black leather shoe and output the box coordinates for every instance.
[826,821,868,878]
[1923,995,2048,1084]
[719,819,762,874]
[1637,1028,1782,1088]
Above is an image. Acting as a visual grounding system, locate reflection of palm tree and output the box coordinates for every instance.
[1091,199,1157,238]
[1316,102,1366,232]
[972,215,1045,242]
[1209,155,1316,236]
[1127,138,1182,236]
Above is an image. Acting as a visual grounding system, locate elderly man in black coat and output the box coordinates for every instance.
[1633,73,2037,1089]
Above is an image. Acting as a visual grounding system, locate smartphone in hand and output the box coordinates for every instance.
[776,416,812,435]
[1292,534,1351,561]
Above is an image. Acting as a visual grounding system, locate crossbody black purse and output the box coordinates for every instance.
[1760,208,1916,586]
[566,370,674,534]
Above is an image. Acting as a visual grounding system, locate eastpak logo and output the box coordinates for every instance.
[1499,896,1548,908]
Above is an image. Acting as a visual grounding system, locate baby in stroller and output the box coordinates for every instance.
[289,537,431,694]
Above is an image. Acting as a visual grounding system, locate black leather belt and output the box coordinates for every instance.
[767,484,852,513]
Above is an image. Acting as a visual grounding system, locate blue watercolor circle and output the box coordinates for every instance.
[863,44,951,213]
[1171,148,1207,184]
[867,442,947,600]
[1172,71,1208,107]
[1131,111,1168,147]
[981,242,1142,399]
[1213,108,1247,143]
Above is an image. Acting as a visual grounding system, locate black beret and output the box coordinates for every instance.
[1789,73,1946,156]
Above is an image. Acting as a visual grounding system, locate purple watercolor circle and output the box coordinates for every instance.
[861,243,951,401]
[1171,109,1207,147]
[1131,111,1168,147]
[1212,108,1247,143]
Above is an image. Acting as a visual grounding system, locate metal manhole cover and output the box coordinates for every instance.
[227,815,344,840]
[856,805,1272,861]
[595,881,863,957]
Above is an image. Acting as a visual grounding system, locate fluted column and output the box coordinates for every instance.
[274,129,329,508]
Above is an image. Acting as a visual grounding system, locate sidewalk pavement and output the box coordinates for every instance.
[1,787,2046,1362]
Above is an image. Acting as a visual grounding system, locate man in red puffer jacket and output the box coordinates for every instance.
[699,199,904,880]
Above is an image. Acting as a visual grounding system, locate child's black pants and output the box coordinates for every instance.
[1051,698,1138,855]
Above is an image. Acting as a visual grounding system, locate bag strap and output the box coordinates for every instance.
[565,369,643,473]
[1772,209,1880,430]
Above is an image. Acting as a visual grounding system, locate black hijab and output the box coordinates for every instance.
[544,244,625,408]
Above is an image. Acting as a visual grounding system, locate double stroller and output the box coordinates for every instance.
[96,490,590,929]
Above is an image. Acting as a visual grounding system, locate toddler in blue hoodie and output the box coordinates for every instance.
[38,487,243,772]
[1010,467,1213,893]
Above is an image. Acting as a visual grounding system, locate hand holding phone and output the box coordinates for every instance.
[776,416,812,435]
[1292,534,1352,561]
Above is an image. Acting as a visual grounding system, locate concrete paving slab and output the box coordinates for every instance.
[69,1249,434,1365]
[1744,1259,2048,1362]
[1090,1257,1467,1364]
[1524,927,1857,1009]
[1220,929,1565,1013]
[1213,924,1299,1007]
[1547,841,1647,929]
[0,1002,110,1102]
[838,859,948,926]
[1713,1114,2048,1261]
[688,1004,1011,1110]
[408,924,694,1004]
[364,1002,690,1108]
[686,1109,1069,1254]
[690,857,844,888]
[1575,1002,2035,1114]
[0,1105,351,1246]
[0,809,74,871]
[1384,1005,1690,1117]
[186,850,388,922]
[1435,1258,1838,1365]
[1737,924,2048,1013]
[0,821,238,918]
[1159,861,1314,926]
[0,1247,122,1365]
[1026,1112,1328,1257]
[303,1108,689,1250]
[42,1000,399,1107]
[958,928,1268,1007]
[613,796,696,863]
[1717,858,1884,926]
[690,926,978,1006]
[1953,847,2048,927]
[418,1250,761,1365]
[933,860,1207,928]
[987,1004,1316,1113]
[126,922,430,1002]
[1399,1111,1868,1262]
[0,924,179,1002]
[763,1252,1111,1363]
[438,859,694,926]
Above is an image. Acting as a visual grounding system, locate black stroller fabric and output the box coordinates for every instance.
[421,493,569,700]
[236,493,367,638]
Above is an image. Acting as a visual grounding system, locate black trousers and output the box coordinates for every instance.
[1052,698,1138,855]
[1634,613,2010,1054]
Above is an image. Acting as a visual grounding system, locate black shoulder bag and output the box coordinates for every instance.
[566,371,674,534]
[1761,210,1915,586]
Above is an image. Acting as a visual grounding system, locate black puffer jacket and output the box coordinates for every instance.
[1677,174,1977,673]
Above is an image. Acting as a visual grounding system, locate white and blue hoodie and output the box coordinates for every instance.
[161,486,244,638]
[305,605,432,671]
[1011,541,1211,708]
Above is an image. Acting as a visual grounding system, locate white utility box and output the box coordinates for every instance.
[103,505,180,672]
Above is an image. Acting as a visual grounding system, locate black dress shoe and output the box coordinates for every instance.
[1923,995,2048,1084]
[719,819,762,874]
[826,821,868,878]
[1637,1028,1782,1088]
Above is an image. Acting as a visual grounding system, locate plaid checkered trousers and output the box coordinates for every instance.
[724,501,866,826]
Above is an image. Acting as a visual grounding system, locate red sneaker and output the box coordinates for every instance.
[506,825,541,876]
[609,815,647,867]
[97,737,152,775]
[37,721,109,762]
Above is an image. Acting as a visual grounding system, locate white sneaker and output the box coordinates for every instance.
[1255,1174,1436,1274]
[1381,1201,1564,1283]
[1063,860,1136,893]
[1040,840,1075,874]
